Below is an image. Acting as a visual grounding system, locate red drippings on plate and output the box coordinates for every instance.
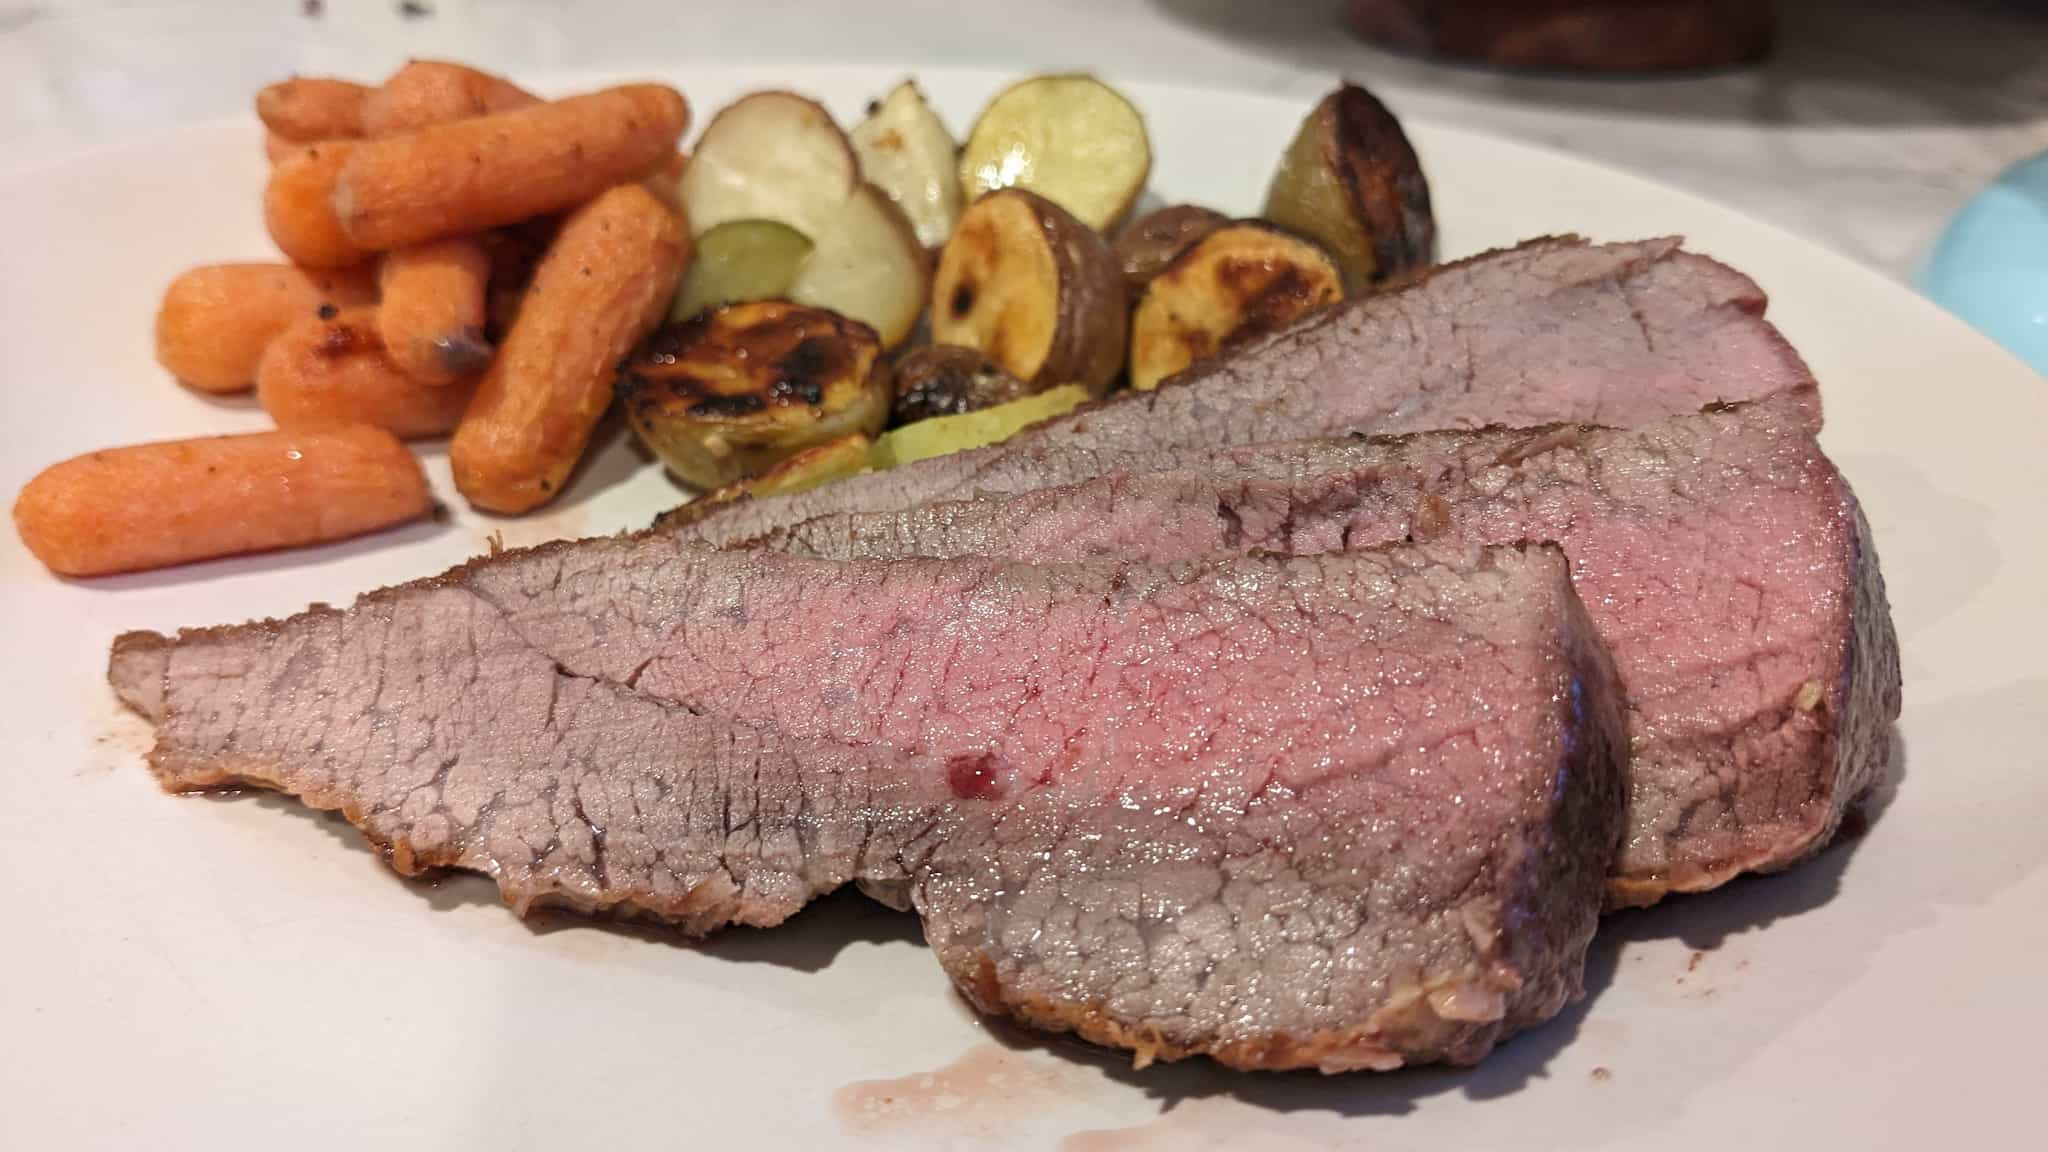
[946,752,1002,801]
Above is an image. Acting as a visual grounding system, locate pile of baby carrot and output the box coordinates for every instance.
[14,61,691,577]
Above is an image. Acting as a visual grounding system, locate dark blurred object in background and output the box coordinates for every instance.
[1347,0,1776,72]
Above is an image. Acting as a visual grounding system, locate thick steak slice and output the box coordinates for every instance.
[111,545,1626,1072]
[757,391,1902,906]
[672,235,1811,547]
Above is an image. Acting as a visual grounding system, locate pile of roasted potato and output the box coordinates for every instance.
[623,73,1435,501]
[13,63,1435,577]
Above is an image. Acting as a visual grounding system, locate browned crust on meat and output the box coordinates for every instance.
[138,745,792,933]
[1605,464,1899,908]
[945,952,1534,1073]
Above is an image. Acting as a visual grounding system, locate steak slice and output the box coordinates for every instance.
[672,235,1812,547]
[110,544,1627,1072]
[756,391,1902,906]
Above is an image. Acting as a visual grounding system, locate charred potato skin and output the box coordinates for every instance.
[1264,84,1434,294]
[1113,204,1227,297]
[618,301,887,489]
[934,188,1128,396]
[890,344,1032,424]
[1129,219,1346,391]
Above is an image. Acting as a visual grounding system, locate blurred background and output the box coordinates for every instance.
[2,0,2042,290]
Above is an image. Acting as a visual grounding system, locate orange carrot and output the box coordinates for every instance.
[154,262,377,393]
[359,60,540,136]
[255,76,369,141]
[644,149,689,212]
[334,84,689,251]
[264,141,368,268]
[258,308,474,439]
[377,236,492,383]
[13,426,429,577]
[264,130,309,166]
[451,183,686,513]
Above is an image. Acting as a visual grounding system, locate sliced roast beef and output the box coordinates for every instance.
[671,235,1813,548]
[111,544,1627,1072]
[755,391,1901,906]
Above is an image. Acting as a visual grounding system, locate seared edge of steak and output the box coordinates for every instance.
[108,582,944,936]
[912,545,1630,1072]
[666,234,1810,549]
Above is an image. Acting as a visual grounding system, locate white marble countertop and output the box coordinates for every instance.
[3,0,2043,282]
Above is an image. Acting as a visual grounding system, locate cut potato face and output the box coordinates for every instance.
[1114,204,1226,296]
[851,80,963,250]
[872,384,1090,469]
[618,301,886,489]
[787,183,929,350]
[679,91,858,239]
[931,188,1127,394]
[1129,221,1345,391]
[959,74,1151,232]
[890,344,1031,424]
[1262,83,1434,294]
[671,219,815,321]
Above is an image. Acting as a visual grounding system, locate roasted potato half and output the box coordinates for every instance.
[889,344,1032,424]
[959,74,1151,232]
[931,188,1127,395]
[1113,204,1226,297]
[619,301,887,490]
[679,91,858,240]
[1262,83,1434,294]
[1129,220,1344,391]
[851,80,963,250]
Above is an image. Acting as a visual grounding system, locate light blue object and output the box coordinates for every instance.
[1920,149,2048,375]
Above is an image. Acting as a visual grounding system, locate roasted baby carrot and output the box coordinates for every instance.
[359,60,539,136]
[377,236,492,383]
[255,76,369,142]
[451,183,686,513]
[13,426,429,577]
[258,308,474,438]
[154,262,377,393]
[264,141,368,268]
[334,84,688,250]
[264,130,307,166]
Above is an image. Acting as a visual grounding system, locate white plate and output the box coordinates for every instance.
[2,64,2042,1150]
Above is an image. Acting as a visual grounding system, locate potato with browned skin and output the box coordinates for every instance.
[890,344,1031,423]
[619,301,887,490]
[1263,83,1434,294]
[1113,204,1225,297]
[931,187,1126,395]
[335,84,689,251]
[155,262,377,393]
[378,236,492,384]
[265,141,368,268]
[451,183,687,514]
[13,426,429,577]
[258,308,474,438]
[1129,220,1344,391]
[255,76,369,142]
[359,60,539,136]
